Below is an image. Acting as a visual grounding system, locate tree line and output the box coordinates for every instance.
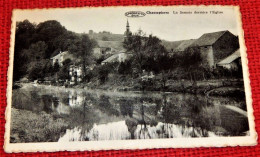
[14,20,96,82]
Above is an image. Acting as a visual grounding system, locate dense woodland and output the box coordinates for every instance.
[14,20,96,82]
[14,20,242,87]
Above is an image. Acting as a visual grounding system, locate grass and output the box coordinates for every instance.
[10,108,69,143]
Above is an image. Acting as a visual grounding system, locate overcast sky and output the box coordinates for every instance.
[14,6,240,41]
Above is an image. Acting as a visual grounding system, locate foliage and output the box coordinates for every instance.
[98,65,111,84]
[13,20,35,81]
[27,59,50,81]
[10,108,68,143]
[57,59,72,80]
[118,59,132,75]
[14,20,96,82]
[124,30,173,75]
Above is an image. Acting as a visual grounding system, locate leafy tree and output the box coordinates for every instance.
[57,59,71,80]
[35,20,67,58]
[123,29,146,74]
[27,60,49,81]
[98,65,110,84]
[13,20,36,81]
[118,59,132,75]
[21,41,48,62]
[180,47,203,82]
[68,34,97,81]
[53,61,60,74]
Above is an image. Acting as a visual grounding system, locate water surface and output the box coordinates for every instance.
[12,84,249,142]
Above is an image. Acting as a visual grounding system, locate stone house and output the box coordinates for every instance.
[189,30,239,68]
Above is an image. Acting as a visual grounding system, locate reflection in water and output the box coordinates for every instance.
[11,84,249,142]
[59,121,131,142]
[59,121,218,142]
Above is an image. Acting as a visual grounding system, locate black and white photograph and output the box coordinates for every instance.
[4,6,257,152]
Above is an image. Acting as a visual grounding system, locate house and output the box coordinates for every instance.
[217,49,241,70]
[189,30,239,68]
[69,64,83,85]
[51,51,74,66]
[101,52,132,65]
[92,40,126,59]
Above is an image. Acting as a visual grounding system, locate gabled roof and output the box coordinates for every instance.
[102,53,121,63]
[51,51,69,59]
[217,49,241,65]
[162,40,185,52]
[190,30,228,47]
[173,39,196,52]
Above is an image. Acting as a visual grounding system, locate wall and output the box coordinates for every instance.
[199,46,214,68]
[212,31,239,63]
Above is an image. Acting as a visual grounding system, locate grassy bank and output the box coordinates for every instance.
[74,74,245,98]
[10,108,69,143]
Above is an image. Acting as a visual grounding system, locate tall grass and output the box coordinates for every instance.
[10,108,69,143]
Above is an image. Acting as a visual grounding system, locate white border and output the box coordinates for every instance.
[4,5,257,153]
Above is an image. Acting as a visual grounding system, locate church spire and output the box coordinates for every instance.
[126,19,130,31]
[124,19,132,41]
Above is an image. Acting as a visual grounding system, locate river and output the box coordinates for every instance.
[11,83,249,142]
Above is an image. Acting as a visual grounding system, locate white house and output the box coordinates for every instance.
[69,65,83,84]
[51,51,73,66]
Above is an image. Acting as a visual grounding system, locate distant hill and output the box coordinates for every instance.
[97,40,125,52]
[88,31,124,41]
[161,39,195,53]
[161,40,184,52]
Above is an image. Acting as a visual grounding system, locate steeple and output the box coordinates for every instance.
[126,19,130,31]
[124,19,132,41]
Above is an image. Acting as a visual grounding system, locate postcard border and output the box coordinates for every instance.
[4,5,258,153]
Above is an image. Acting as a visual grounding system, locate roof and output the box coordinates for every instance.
[190,31,228,47]
[97,40,126,52]
[51,51,69,59]
[217,49,241,65]
[173,39,196,52]
[102,53,120,63]
[161,40,184,52]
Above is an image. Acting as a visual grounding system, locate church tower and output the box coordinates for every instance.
[124,19,132,41]
[126,19,130,32]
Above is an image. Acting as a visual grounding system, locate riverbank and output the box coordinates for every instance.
[10,108,69,143]
[72,75,245,99]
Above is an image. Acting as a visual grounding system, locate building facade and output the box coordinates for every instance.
[189,31,239,68]
[51,51,73,66]
[69,65,83,85]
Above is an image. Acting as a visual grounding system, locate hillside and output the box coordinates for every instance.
[88,32,124,41]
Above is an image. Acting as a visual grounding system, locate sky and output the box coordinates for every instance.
[14,6,240,41]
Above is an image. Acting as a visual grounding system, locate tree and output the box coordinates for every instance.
[21,41,48,62]
[13,20,36,81]
[68,34,97,81]
[57,59,71,80]
[53,61,60,74]
[27,60,49,81]
[35,20,67,58]
[118,59,132,75]
[180,47,203,82]
[98,65,110,84]
[123,29,146,75]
